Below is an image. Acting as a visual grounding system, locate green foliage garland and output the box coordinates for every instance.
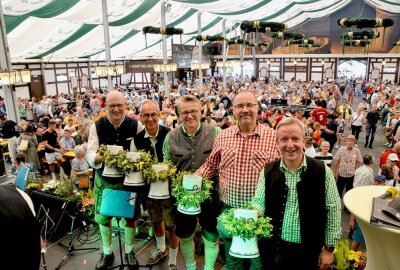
[344,30,379,40]
[240,20,287,32]
[117,150,152,174]
[271,32,305,40]
[195,35,225,42]
[337,17,394,28]
[227,38,254,47]
[143,162,177,183]
[287,39,315,46]
[142,26,183,35]
[342,40,371,47]
[217,207,273,240]
[171,171,213,208]
[97,145,124,170]
[298,43,321,48]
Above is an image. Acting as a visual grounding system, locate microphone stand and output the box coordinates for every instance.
[37,204,55,270]
[55,210,99,270]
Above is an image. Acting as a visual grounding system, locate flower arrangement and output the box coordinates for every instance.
[41,179,79,202]
[171,171,213,209]
[118,150,153,174]
[143,161,177,183]
[217,206,273,240]
[333,240,367,270]
[79,188,95,219]
[26,182,40,192]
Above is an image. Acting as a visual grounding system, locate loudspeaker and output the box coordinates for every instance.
[30,191,82,242]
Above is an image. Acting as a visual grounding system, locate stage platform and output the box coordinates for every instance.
[41,224,225,270]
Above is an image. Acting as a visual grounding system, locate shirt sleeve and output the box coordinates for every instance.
[324,164,342,245]
[162,133,171,162]
[86,123,101,169]
[251,170,266,215]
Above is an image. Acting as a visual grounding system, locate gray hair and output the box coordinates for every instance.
[321,141,330,147]
[74,145,86,157]
[139,99,160,113]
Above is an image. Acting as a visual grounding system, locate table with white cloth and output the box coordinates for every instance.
[343,186,400,270]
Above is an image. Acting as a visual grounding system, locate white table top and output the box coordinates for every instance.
[343,185,400,234]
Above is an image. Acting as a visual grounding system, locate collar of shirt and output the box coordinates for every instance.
[107,114,125,129]
[233,123,262,137]
[182,123,202,137]
[144,126,159,139]
[279,153,307,174]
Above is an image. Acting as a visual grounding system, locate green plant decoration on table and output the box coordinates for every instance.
[143,161,177,183]
[217,206,273,240]
[332,239,367,270]
[171,171,213,209]
[117,150,152,175]
[142,26,184,47]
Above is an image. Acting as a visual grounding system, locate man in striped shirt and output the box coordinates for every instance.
[252,117,341,270]
[197,91,280,269]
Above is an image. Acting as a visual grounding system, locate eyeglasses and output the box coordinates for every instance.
[107,104,124,109]
[141,113,159,119]
[180,110,199,117]
[233,103,259,110]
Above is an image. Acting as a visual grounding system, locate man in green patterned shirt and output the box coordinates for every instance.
[251,117,341,270]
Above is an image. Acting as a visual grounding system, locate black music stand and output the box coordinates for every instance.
[55,206,99,270]
[99,189,152,270]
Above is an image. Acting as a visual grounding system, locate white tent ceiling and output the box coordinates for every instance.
[2,0,399,61]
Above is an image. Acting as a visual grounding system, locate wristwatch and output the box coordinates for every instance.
[322,245,335,252]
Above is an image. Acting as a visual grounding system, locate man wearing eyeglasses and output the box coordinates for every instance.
[196,91,280,269]
[163,95,221,270]
[87,90,144,270]
[129,100,179,270]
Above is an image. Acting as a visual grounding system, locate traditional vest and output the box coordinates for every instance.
[259,157,326,269]
[95,116,138,183]
[168,123,216,172]
[0,185,41,270]
[135,125,170,162]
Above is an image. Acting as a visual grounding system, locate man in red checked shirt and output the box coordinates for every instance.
[311,100,328,126]
[196,91,280,270]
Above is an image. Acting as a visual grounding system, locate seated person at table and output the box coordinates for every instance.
[70,145,90,188]
[60,129,75,154]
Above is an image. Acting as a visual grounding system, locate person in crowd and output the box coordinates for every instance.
[129,100,178,270]
[314,141,333,167]
[0,183,42,270]
[335,113,346,149]
[304,136,317,158]
[42,120,67,180]
[379,153,400,186]
[16,124,41,170]
[252,117,341,270]
[332,134,362,213]
[350,174,385,252]
[196,91,280,269]
[163,95,222,270]
[74,123,88,145]
[338,99,352,121]
[321,114,338,152]
[353,154,374,188]
[311,100,328,126]
[0,114,18,164]
[86,90,144,270]
[349,107,365,141]
[70,145,90,188]
[379,142,400,168]
[364,104,380,149]
[60,129,76,154]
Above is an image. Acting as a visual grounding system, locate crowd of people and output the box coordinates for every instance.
[3,74,400,270]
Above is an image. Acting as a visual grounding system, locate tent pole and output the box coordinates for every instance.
[222,19,227,90]
[161,0,169,95]
[101,0,113,91]
[197,11,203,95]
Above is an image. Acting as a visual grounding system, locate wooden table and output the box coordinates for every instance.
[0,140,8,147]
[62,151,75,158]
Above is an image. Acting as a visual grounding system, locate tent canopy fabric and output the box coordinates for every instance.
[2,0,399,61]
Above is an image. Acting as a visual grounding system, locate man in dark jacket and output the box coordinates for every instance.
[365,104,380,149]
[252,117,341,270]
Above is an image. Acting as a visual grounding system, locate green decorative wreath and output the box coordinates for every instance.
[195,35,225,42]
[143,161,177,183]
[142,26,183,35]
[344,30,379,40]
[117,150,153,174]
[254,42,269,47]
[227,38,254,47]
[287,39,315,46]
[240,20,287,32]
[337,17,394,28]
[342,40,371,47]
[217,207,273,240]
[97,144,124,170]
[297,43,321,48]
[171,171,213,209]
[271,32,305,40]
